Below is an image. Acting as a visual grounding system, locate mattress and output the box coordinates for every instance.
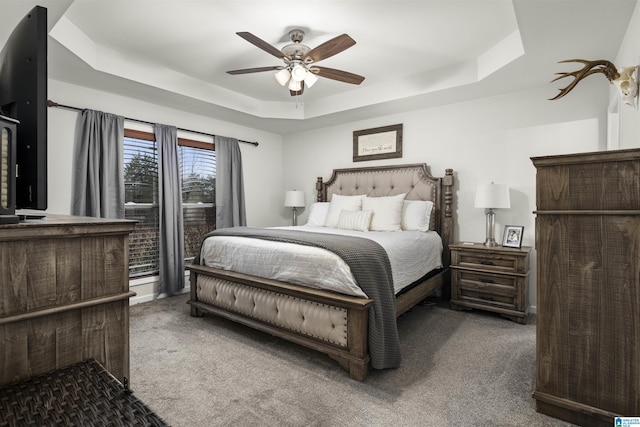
[198,225,443,298]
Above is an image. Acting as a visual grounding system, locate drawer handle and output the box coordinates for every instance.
[478,277,495,284]
[479,260,494,265]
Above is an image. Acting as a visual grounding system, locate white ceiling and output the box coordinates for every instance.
[1,0,637,134]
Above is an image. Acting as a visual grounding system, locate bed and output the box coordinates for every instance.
[187,163,454,381]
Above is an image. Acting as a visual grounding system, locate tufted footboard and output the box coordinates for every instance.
[187,264,373,381]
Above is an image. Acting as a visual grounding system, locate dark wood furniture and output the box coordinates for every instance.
[0,214,136,387]
[449,243,530,324]
[532,148,640,426]
[0,359,167,426]
[188,163,454,381]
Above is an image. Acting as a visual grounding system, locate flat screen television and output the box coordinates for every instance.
[0,5,48,216]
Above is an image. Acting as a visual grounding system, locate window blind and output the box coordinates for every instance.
[180,145,216,263]
[124,137,159,277]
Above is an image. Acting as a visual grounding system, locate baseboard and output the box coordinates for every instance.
[130,292,156,305]
[129,273,190,305]
[130,285,190,305]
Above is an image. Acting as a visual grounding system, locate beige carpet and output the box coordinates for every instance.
[129,294,574,426]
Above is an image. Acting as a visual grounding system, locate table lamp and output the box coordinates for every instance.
[474,183,510,246]
[284,190,305,226]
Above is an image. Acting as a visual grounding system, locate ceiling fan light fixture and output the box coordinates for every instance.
[228,30,364,97]
[288,79,302,91]
[274,68,291,86]
[304,71,319,88]
[290,64,307,82]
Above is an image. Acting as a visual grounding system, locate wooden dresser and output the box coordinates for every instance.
[0,214,136,386]
[532,149,640,426]
[450,243,530,324]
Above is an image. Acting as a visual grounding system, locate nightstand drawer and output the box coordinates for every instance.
[454,250,525,274]
[455,271,518,309]
[449,243,530,323]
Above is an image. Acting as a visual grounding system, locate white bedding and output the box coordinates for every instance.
[198,225,443,298]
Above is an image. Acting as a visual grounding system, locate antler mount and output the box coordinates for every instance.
[550,59,620,100]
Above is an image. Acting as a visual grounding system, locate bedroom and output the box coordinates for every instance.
[2,0,635,304]
[1,0,639,425]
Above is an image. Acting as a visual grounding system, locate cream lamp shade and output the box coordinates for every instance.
[290,64,307,82]
[284,190,305,207]
[274,69,291,86]
[475,183,510,246]
[288,78,302,92]
[474,183,511,209]
[304,72,319,88]
[285,190,305,226]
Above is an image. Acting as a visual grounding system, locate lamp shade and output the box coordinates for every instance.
[284,190,305,207]
[304,71,319,88]
[290,64,307,82]
[288,78,302,91]
[274,68,291,86]
[474,183,510,209]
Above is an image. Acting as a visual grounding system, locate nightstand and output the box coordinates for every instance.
[449,243,531,324]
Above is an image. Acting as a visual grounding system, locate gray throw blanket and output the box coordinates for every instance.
[196,227,401,370]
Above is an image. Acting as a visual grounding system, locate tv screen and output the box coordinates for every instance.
[0,5,48,211]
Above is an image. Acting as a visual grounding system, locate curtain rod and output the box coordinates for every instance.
[47,100,259,147]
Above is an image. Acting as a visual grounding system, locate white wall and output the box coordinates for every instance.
[282,84,609,310]
[47,79,285,226]
[616,0,640,149]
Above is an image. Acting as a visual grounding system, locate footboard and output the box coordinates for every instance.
[187,264,374,381]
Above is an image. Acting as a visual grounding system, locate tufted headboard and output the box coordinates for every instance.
[315,163,454,266]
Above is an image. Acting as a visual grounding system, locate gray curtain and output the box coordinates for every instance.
[155,124,185,295]
[71,109,124,218]
[215,136,246,229]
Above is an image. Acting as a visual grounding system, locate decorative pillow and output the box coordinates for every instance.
[401,200,434,232]
[306,202,330,226]
[337,209,372,232]
[324,195,363,228]
[362,193,406,231]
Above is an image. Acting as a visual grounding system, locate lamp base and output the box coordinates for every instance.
[483,209,499,247]
[483,238,500,247]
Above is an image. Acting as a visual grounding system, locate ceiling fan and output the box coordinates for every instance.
[227,29,365,96]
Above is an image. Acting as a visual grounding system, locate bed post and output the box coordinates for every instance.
[189,268,203,317]
[441,168,454,269]
[316,176,325,202]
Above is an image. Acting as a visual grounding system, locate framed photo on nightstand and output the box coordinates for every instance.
[502,225,524,248]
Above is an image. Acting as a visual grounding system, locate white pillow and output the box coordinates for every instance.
[306,202,330,226]
[362,193,406,231]
[401,200,434,232]
[337,210,372,232]
[324,195,363,228]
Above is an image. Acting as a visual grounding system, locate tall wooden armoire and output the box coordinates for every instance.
[531,148,640,426]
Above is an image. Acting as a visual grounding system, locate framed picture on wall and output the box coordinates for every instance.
[353,124,402,162]
[502,225,524,248]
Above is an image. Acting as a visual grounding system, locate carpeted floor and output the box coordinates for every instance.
[129,293,575,426]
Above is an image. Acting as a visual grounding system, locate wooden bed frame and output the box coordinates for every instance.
[187,163,454,381]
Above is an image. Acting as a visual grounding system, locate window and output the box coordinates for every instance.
[179,144,216,263]
[124,134,158,277]
[124,129,216,277]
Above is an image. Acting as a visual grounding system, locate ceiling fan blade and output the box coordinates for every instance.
[311,66,365,85]
[236,32,289,60]
[303,34,356,63]
[227,66,282,75]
